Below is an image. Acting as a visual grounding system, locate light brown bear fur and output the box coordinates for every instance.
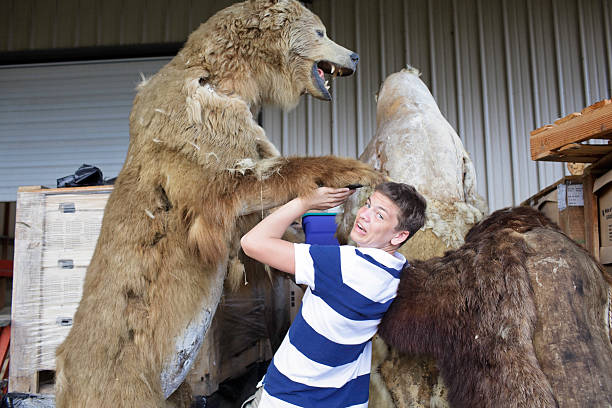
[55,1,382,407]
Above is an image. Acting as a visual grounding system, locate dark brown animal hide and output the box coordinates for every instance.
[379,206,612,408]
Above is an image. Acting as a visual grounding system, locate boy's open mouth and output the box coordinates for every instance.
[354,221,367,234]
[312,60,355,100]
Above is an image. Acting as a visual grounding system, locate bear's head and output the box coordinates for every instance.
[179,0,358,110]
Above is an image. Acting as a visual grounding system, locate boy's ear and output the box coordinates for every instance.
[390,230,410,246]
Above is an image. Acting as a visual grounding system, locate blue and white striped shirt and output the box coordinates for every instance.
[259,244,406,408]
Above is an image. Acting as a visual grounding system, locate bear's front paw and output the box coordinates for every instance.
[354,165,387,187]
[330,160,386,188]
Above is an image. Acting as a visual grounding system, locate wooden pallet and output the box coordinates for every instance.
[530,99,612,162]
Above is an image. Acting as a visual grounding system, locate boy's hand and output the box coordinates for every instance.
[301,187,355,212]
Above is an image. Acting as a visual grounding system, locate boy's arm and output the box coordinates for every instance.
[240,187,353,274]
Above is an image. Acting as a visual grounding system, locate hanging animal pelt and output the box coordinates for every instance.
[379,206,612,407]
[336,67,486,406]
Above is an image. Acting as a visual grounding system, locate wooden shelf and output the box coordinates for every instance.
[530,99,612,162]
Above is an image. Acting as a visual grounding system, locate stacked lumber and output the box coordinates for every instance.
[530,99,612,162]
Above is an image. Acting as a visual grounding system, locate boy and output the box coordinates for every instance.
[240,182,427,407]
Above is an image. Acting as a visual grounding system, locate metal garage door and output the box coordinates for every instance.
[0,58,170,202]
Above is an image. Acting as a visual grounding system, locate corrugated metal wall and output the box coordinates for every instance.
[1,0,611,210]
[0,0,236,50]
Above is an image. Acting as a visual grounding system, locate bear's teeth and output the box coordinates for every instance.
[330,65,335,74]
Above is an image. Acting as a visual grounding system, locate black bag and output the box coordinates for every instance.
[57,164,105,188]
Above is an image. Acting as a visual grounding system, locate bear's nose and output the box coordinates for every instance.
[350,53,359,64]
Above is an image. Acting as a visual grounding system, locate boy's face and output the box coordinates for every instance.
[350,191,409,252]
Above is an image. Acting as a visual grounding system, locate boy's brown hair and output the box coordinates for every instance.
[375,182,427,241]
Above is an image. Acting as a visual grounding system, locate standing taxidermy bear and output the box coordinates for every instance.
[55,1,383,407]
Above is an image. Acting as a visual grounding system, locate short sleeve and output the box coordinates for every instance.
[294,243,315,288]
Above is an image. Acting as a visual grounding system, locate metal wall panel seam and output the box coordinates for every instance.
[552,0,566,117]
[74,0,80,48]
[330,0,338,156]
[476,0,494,209]
[526,0,546,191]
[354,2,364,155]
[52,0,58,48]
[28,0,35,50]
[451,0,465,142]
[403,0,410,67]
[307,96,313,156]
[501,0,519,205]
[378,0,387,85]
[165,0,171,43]
[142,0,148,43]
[96,1,102,46]
[577,0,590,106]
[188,0,194,34]
[604,0,612,96]
[427,0,437,100]
[7,0,14,51]
[119,1,125,46]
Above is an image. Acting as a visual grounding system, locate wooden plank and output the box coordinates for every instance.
[10,189,45,393]
[535,142,612,162]
[537,155,600,163]
[583,172,600,260]
[531,100,612,160]
[18,185,113,195]
[557,144,612,154]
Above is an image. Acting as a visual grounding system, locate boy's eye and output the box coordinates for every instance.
[316,29,324,37]
[377,213,383,220]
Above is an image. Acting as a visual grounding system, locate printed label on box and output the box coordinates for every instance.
[557,184,567,211]
[567,184,583,206]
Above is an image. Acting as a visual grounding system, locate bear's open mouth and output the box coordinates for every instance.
[312,60,355,100]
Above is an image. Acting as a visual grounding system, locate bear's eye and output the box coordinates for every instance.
[316,29,324,38]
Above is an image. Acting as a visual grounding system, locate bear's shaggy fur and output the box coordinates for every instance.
[379,206,612,407]
[54,1,382,407]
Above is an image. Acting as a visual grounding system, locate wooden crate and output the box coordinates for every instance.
[530,99,612,162]
[10,185,281,396]
[11,185,112,393]
[522,176,585,247]
[581,153,612,261]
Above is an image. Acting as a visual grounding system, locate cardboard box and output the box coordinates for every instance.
[594,169,612,250]
[535,189,559,225]
[523,176,585,246]
[556,179,585,247]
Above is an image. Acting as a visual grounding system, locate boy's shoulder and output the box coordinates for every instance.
[341,245,406,269]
